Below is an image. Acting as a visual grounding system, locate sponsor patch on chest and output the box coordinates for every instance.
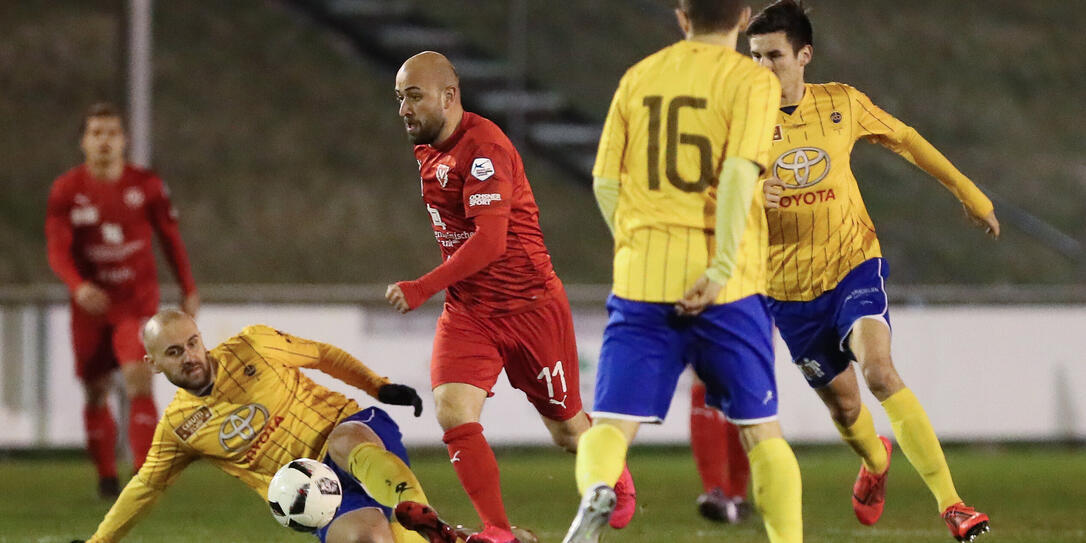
[174,405,213,441]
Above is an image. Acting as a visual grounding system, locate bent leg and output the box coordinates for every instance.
[850,319,962,511]
[541,410,590,453]
[739,422,802,543]
[324,507,396,543]
[327,420,427,507]
[817,366,888,474]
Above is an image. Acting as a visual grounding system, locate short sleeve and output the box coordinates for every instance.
[461,143,514,218]
[724,67,781,172]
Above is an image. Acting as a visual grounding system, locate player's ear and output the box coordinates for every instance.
[674,8,691,37]
[144,354,161,373]
[737,6,752,32]
[797,44,813,68]
[441,85,457,109]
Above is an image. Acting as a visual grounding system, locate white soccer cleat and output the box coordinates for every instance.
[561,483,617,543]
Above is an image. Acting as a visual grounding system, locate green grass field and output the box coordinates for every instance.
[2,445,1083,542]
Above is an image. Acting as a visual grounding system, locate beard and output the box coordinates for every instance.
[406,117,445,145]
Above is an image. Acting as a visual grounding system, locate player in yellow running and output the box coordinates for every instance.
[747,1,995,541]
[75,309,441,543]
[563,2,801,542]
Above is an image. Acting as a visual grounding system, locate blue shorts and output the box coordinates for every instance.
[593,294,778,424]
[768,258,891,388]
[316,406,409,543]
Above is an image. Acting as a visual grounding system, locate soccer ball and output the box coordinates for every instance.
[267,458,343,532]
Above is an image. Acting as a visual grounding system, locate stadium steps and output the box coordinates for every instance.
[286,0,602,184]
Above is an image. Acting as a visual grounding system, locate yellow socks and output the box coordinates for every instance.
[749,437,803,543]
[882,388,961,511]
[575,424,628,495]
[346,442,428,507]
[835,404,889,474]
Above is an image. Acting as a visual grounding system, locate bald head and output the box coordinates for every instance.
[395,51,464,145]
[142,309,196,348]
[398,51,459,91]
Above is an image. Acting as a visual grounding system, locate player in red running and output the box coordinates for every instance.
[384,52,635,543]
[45,103,199,499]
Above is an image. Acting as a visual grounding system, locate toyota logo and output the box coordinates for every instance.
[773,147,831,188]
[218,403,270,452]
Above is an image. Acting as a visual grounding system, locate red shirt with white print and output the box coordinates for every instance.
[410,112,559,316]
[45,164,196,320]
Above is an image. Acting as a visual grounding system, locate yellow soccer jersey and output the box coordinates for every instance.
[765,83,993,301]
[89,325,390,542]
[594,40,780,303]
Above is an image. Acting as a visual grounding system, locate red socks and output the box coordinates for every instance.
[443,422,511,531]
[128,395,158,471]
[690,383,749,499]
[84,404,118,479]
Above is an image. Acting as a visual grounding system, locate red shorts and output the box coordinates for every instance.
[71,304,149,382]
[430,290,583,421]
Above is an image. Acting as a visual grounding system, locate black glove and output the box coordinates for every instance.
[377,384,423,417]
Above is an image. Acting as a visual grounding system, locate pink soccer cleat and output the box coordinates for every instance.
[609,465,637,528]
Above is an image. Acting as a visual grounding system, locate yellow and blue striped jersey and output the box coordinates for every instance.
[594,40,781,303]
[765,83,993,301]
[89,325,390,542]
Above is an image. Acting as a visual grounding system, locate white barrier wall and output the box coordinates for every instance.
[1,303,1084,447]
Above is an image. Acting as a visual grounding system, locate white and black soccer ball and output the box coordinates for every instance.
[267,458,343,532]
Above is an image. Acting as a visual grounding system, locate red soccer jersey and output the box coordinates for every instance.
[45,164,196,319]
[414,112,559,315]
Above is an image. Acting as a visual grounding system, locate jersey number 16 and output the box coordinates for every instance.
[643,95,714,193]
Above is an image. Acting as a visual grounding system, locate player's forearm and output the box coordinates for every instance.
[705,158,761,286]
[45,218,87,292]
[88,477,165,542]
[897,129,994,217]
[156,225,198,295]
[314,342,391,397]
[593,176,619,235]
[397,214,508,309]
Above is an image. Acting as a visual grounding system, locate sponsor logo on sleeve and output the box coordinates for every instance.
[174,405,213,441]
[772,124,783,141]
[468,193,502,207]
[471,158,495,181]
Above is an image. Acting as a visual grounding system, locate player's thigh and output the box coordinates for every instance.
[691,295,779,425]
[70,306,116,384]
[498,294,583,421]
[323,507,394,543]
[593,295,687,423]
[430,308,504,395]
[768,293,852,389]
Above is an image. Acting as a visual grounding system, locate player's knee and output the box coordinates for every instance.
[860,358,903,400]
[82,377,112,406]
[826,396,862,427]
[550,427,579,453]
[327,422,383,467]
[330,525,394,543]
[120,363,153,396]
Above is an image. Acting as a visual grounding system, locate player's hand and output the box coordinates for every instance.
[675,274,723,317]
[181,291,200,317]
[74,282,109,315]
[377,383,423,417]
[966,206,1000,239]
[763,177,786,209]
[385,283,410,314]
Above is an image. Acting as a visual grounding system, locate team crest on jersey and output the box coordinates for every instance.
[471,158,495,181]
[772,124,783,141]
[773,147,831,188]
[830,111,842,124]
[175,406,213,441]
[435,164,451,188]
[124,187,145,208]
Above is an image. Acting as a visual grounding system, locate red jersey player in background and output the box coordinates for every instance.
[384,52,634,543]
[45,103,199,499]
